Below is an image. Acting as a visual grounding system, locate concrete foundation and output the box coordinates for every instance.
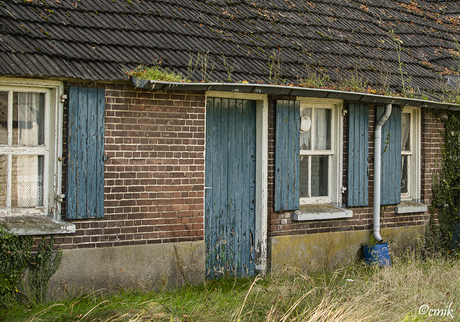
[269,226,426,271]
[49,241,205,298]
[48,226,425,298]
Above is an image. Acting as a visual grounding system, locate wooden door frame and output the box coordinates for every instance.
[205,91,268,274]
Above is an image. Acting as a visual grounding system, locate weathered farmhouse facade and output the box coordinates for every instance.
[1,0,460,293]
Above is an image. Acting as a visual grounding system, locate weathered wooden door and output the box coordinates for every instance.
[205,97,256,278]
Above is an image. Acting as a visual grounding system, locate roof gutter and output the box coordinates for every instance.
[131,77,460,110]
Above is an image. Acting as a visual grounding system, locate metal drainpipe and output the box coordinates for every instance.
[373,103,392,242]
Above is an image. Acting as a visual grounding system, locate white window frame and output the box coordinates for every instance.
[298,98,343,206]
[401,106,421,202]
[0,78,63,219]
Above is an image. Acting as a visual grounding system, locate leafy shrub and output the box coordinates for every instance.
[0,226,33,307]
[0,227,62,307]
[429,111,460,252]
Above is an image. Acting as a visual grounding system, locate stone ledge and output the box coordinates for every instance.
[293,204,353,221]
[0,215,76,235]
[395,200,428,214]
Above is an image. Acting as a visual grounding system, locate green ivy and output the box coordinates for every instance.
[429,111,460,252]
[0,226,33,308]
[0,227,62,307]
[27,236,62,304]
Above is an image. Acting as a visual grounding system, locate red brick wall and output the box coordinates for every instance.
[54,87,445,246]
[268,101,442,237]
[57,84,206,249]
[421,108,443,204]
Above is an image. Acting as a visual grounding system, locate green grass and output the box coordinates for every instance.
[2,253,460,321]
[126,64,186,82]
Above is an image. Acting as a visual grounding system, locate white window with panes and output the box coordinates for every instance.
[0,79,63,218]
[400,106,421,202]
[298,98,343,206]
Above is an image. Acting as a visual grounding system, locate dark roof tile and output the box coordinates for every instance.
[1,0,460,96]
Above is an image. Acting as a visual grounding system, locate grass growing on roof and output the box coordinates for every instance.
[126,64,187,82]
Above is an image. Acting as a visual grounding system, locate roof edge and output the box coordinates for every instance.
[131,77,460,111]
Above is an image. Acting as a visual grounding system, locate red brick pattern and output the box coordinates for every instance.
[268,101,439,237]
[56,84,206,249]
[421,108,443,204]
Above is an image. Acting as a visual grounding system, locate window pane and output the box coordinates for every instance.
[299,156,309,197]
[0,92,7,145]
[0,155,6,207]
[314,109,331,150]
[300,108,312,150]
[401,113,410,152]
[13,92,45,146]
[11,155,44,208]
[311,156,328,197]
[401,155,408,194]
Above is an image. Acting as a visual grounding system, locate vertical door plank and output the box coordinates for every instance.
[205,98,215,273]
[86,88,98,218]
[77,87,88,219]
[246,100,257,275]
[66,86,79,219]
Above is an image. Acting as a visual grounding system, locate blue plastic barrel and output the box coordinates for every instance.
[362,243,391,267]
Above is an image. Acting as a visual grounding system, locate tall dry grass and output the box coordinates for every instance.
[249,251,460,322]
[6,250,460,322]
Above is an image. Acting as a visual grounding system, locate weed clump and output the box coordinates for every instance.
[126,64,186,82]
[27,236,62,304]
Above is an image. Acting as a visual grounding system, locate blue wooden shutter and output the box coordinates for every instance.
[67,86,105,219]
[347,104,369,207]
[275,100,300,212]
[376,105,401,205]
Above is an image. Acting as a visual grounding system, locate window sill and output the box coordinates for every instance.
[293,204,353,221]
[395,200,427,214]
[0,215,76,236]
